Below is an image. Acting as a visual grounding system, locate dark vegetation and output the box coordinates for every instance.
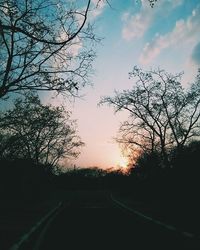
[0,0,199,248]
[0,93,84,167]
[0,140,200,202]
[100,66,200,201]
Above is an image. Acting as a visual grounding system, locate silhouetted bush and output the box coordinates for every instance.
[0,158,53,202]
[127,140,200,202]
[170,141,200,199]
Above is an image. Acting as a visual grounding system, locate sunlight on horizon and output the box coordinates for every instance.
[116,156,129,170]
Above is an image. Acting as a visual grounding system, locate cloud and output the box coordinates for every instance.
[56,31,82,56]
[90,0,106,19]
[121,0,184,41]
[68,39,83,57]
[122,1,153,41]
[192,42,200,66]
[139,5,200,64]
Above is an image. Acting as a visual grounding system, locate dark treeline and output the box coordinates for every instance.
[0,159,53,202]
[0,157,131,202]
[130,140,200,201]
[1,139,200,204]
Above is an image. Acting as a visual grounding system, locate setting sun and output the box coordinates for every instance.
[116,157,129,169]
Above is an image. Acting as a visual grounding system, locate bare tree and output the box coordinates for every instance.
[100,67,200,166]
[0,93,84,167]
[148,0,159,7]
[0,0,100,99]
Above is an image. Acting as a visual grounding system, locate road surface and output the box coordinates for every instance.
[36,191,200,250]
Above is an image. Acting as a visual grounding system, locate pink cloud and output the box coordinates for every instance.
[139,5,200,64]
[121,0,184,41]
[122,1,153,41]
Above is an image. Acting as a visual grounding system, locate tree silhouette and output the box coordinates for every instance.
[100,67,200,167]
[148,0,158,7]
[0,93,84,167]
[0,0,98,99]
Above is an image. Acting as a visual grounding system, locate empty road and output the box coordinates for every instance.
[36,191,200,250]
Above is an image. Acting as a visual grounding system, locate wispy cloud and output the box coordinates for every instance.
[121,0,153,41]
[90,0,106,19]
[139,5,200,64]
[121,0,184,41]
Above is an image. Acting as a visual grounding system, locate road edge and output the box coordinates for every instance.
[110,192,196,239]
[9,201,63,250]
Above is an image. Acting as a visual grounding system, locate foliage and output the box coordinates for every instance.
[130,140,200,200]
[0,158,53,201]
[133,150,161,180]
[170,140,200,178]
[0,93,84,166]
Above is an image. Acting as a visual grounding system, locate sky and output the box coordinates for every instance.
[46,0,200,169]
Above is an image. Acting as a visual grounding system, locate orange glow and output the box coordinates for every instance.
[116,156,129,169]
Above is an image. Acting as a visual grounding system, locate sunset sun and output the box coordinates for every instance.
[116,157,129,169]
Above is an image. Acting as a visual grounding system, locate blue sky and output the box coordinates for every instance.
[46,0,200,169]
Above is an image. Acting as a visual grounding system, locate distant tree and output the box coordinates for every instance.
[100,67,200,167]
[0,93,84,167]
[0,0,99,99]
